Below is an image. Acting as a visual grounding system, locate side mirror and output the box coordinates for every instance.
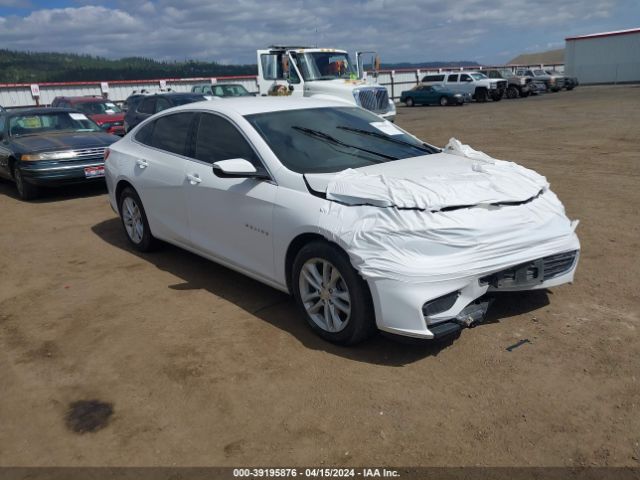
[212,158,267,179]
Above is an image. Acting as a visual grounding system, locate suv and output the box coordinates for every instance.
[123,92,209,133]
[421,71,506,102]
[484,69,532,99]
[515,68,565,92]
[191,83,254,97]
[51,96,125,135]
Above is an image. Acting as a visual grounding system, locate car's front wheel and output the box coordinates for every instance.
[439,96,448,106]
[13,166,39,201]
[292,241,376,345]
[405,97,415,107]
[118,186,157,252]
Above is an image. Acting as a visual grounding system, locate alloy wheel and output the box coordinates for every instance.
[299,258,351,333]
[122,196,144,244]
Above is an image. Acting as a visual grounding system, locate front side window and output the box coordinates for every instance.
[8,112,101,136]
[297,52,357,81]
[447,74,459,82]
[460,74,471,82]
[193,113,262,169]
[246,107,436,174]
[155,98,171,113]
[149,112,195,156]
[261,53,284,80]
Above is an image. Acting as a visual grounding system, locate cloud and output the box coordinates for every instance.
[0,0,626,63]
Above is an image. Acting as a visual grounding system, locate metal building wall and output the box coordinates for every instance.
[566,32,640,84]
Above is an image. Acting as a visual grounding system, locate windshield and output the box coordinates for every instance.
[471,73,487,80]
[296,52,357,81]
[8,112,101,136]
[246,107,435,174]
[75,101,122,115]
[534,69,545,75]
[212,84,250,97]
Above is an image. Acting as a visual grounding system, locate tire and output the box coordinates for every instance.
[506,85,519,99]
[492,93,502,101]
[474,88,488,103]
[292,240,376,345]
[439,96,448,106]
[118,186,157,252]
[405,97,415,107]
[13,166,39,200]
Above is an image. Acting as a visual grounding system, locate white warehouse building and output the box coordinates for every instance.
[565,28,640,84]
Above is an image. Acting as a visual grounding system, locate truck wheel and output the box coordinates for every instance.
[405,97,415,107]
[474,88,488,103]
[13,166,39,201]
[506,85,519,99]
[492,93,502,101]
[439,96,448,106]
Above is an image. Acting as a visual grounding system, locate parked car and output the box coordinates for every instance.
[123,92,209,133]
[400,85,468,106]
[421,71,506,102]
[191,83,254,97]
[551,71,578,90]
[105,97,580,345]
[515,68,565,92]
[484,69,532,99]
[51,96,126,136]
[0,108,119,200]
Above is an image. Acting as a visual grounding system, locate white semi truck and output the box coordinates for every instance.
[256,46,396,121]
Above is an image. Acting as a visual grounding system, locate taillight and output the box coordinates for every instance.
[104,148,111,161]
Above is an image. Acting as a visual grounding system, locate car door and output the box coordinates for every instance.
[133,97,156,128]
[183,112,276,280]
[130,112,195,246]
[446,74,461,94]
[458,74,474,95]
[422,86,437,104]
[0,115,11,178]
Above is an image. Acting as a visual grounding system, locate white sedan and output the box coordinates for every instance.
[105,97,580,345]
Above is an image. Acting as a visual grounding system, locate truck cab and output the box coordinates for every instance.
[256,46,395,121]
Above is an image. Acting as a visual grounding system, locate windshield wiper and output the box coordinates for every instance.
[292,126,398,160]
[337,126,439,154]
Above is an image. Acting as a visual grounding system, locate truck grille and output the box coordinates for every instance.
[355,87,389,113]
[497,80,507,90]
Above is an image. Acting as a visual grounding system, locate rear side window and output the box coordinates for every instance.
[138,98,155,114]
[447,74,459,82]
[155,97,171,113]
[135,121,154,145]
[149,112,195,156]
[422,75,444,82]
[193,113,262,169]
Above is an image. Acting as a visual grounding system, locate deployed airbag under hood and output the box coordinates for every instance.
[305,138,548,210]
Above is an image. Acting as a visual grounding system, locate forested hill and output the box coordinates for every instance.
[0,49,257,83]
[0,49,481,83]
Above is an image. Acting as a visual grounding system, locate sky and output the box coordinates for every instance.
[0,0,638,65]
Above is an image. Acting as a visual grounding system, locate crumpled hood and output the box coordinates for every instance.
[305,138,548,211]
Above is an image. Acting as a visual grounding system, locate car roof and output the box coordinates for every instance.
[169,97,353,117]
[6,107,79,116]
[56,96,107,103]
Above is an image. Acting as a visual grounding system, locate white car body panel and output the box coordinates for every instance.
[105,97,580,340]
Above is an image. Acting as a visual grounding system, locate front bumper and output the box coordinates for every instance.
[367,250,579,339]
[18,159,105,186]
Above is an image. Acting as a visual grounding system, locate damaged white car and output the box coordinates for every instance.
[105,97,580,345]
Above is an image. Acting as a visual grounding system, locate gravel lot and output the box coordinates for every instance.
[1,85,638,467]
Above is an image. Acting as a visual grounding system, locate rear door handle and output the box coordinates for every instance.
[186,173,201,185]
[136,159,149,169]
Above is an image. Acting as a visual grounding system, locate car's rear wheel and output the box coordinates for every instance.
[439,96,448,106]
[13,166,39,201]
[118,187,157,252]
[292,241,376,345]
[405,97,415,107]
[506,85,519,99]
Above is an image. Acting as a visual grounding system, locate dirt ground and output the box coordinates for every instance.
[0,86,639,468]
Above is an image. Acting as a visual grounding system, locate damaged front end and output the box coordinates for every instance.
[308,138,580,340]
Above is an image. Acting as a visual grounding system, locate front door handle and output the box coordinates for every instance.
[136,159,149,169]
[186,173,202,185]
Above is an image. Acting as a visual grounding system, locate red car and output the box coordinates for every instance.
[51,96,125,136]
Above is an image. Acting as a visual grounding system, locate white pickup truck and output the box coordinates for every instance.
[421,71,507,102]
[256,46,396,121]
